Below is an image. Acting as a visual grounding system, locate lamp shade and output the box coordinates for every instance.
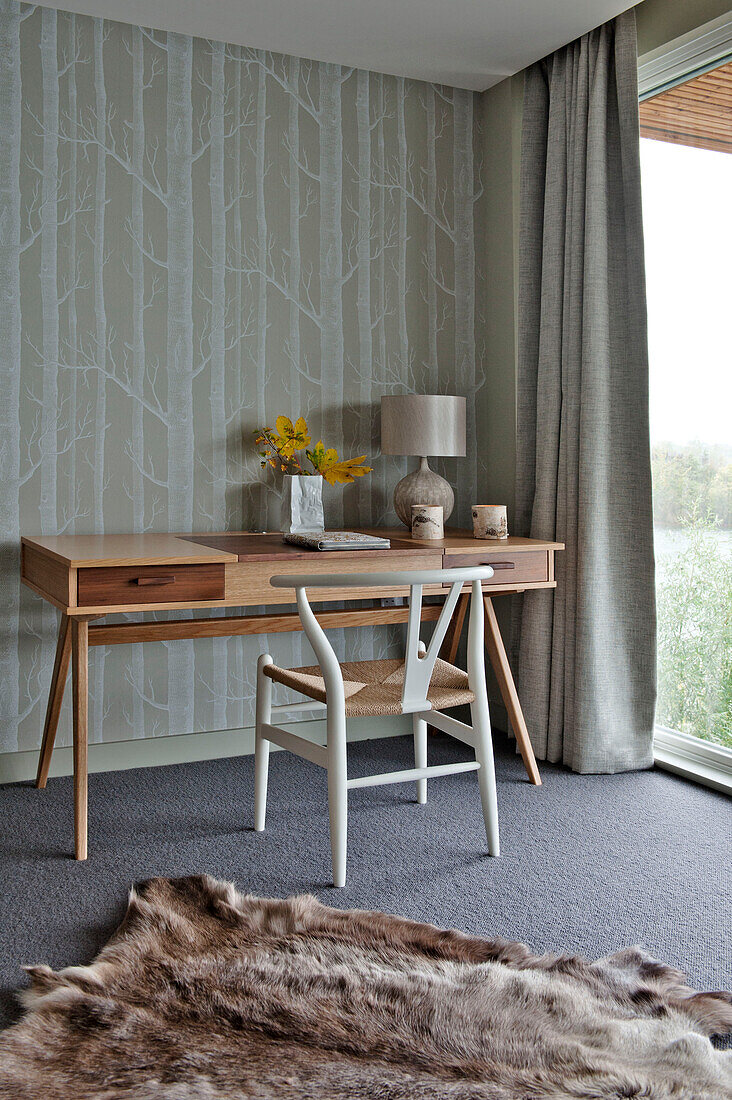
[380,394,466,457]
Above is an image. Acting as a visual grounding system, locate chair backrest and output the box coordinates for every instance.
[270,566,493,714]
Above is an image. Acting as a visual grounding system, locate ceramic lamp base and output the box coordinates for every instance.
[393,457,454,528]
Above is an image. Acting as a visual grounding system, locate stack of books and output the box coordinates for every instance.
[284,531,391,551]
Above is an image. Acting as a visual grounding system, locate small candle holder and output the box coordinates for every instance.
[472,504,508,540]
[411,504,444,540]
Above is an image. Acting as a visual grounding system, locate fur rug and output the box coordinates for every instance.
[0,875,730,1099]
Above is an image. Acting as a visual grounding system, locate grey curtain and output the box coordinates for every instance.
[513,11,656,773]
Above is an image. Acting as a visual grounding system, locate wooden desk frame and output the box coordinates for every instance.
[20,529,563,859]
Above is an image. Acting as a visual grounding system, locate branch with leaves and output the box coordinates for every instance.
[255,416,373,485]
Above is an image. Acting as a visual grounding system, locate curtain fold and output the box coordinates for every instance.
[514,10,656,773]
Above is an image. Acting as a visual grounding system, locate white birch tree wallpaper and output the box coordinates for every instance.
[0,0,487,754]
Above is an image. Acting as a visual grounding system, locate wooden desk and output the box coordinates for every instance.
[20,529,563,859]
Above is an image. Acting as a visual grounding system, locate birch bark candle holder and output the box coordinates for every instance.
[411,505,444,540]
[472,504,508,540]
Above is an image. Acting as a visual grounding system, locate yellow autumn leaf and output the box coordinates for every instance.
[323,455,373,485]
[308,441,372,485]
[306,440,327,474]
[275,415,311,458]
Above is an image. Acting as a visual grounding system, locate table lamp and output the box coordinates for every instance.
[380,394,466,528]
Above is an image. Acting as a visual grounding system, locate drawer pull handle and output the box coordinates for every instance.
[486,561,515,570]
[131,575,176,586]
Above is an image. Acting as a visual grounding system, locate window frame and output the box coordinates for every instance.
[639,14,732,797]
[638,12,732,99]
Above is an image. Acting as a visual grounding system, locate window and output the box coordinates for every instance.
[639,20,732,793]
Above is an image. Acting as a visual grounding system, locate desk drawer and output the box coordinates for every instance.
[225,552,443,605]
[443,550,548,587]
[78,563,225,607]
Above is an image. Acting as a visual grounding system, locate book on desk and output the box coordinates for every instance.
[284,531,391,551]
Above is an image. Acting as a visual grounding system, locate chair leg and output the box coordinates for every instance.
[326,707,348,888]
[254,654,273,832]
[412,714,427,804]
[471,699,500,857]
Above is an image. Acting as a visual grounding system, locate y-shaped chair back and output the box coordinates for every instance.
[269,566,492,715]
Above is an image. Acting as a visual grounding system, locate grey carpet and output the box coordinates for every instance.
[1,732,730,1039]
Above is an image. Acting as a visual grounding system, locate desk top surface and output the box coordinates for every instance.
[22,529,564,568]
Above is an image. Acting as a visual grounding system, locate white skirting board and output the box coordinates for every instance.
[0,715,413,785]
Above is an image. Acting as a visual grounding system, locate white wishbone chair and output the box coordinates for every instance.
[254,566,499,887]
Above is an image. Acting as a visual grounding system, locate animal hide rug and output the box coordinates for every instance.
[0,875,730,1099]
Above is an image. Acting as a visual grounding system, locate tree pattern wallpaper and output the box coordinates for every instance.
[0,0,486,754]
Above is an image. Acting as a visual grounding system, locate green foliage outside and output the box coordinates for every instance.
[652,442,732,529]
[653,443,732,749]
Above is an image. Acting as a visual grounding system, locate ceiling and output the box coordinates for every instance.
[639,59,732,154]
[38,0,639,91]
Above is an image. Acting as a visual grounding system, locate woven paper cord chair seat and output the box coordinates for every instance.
[263,657,475,717]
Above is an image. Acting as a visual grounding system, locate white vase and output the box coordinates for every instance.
[280,475,324,535]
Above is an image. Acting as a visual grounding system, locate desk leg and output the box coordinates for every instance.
[483,596,542,786]
[71,618,89,860]
[430,593,470,738]
[441,592,469,665]
[36,614,71,789]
